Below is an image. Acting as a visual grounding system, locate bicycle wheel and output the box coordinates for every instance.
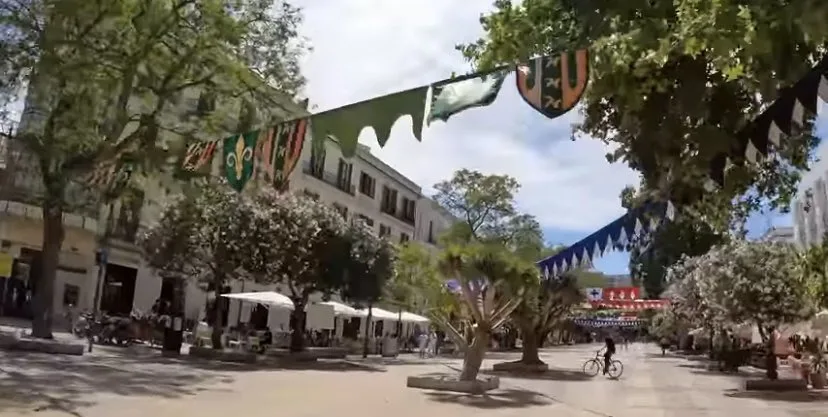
[607,360,624,378]
[582,359,601,377]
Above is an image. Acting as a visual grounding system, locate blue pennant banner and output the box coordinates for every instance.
[537,201,675,279]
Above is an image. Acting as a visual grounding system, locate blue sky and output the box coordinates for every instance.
[293,0,824,276]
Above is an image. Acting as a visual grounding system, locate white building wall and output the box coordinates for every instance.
[794,143,828,249]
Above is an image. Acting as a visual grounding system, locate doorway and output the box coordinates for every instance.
[100,263,137,316]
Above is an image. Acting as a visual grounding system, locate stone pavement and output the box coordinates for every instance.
[0,342,826,417]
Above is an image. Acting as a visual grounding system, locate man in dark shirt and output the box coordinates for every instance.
[603,337,616,375]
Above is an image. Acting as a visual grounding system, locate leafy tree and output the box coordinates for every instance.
[800,234,828,308]
[141,180,263,349]
[434,169,543,251]
[461,0,822,298]
[0,0,308,338]
[435,243,532,381]
[340,221,397,358]
[509,273,583,365]
[670,241,815,379]
[251,190,356,352]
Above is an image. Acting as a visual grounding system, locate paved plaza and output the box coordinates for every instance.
[0,342,826,417]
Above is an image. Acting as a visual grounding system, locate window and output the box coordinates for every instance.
[63,284,79,307]
[359,172,375,198]
[380,186,398,215]
[303,189,320,200]
[309,144,326,178]
[357,214,374,227]
[333,203,348,219]
[336,159,354,193]
[399,233,410,243]
[401,197,416,223]
[427,221,435,244]
[379,224,391,238]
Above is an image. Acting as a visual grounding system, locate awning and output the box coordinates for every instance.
[356,307,398,320]
[318,301,362,317]
[221,292,294,310]
[400,312,430,323]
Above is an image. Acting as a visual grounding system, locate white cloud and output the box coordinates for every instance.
[293,0,640,233]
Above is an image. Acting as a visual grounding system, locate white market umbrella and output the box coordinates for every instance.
[221,291,294,310]
[356,307,398,320]
[318,301,362,317]
[399,312,430,323]
[812,310,828,335]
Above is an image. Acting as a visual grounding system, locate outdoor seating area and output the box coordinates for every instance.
[183,292,431,358]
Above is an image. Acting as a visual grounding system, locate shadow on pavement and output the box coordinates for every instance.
[725,389,828,403]
[424,388,554,409]
[643,352,685,360]
[0,351,231,416]
[484,368,593,382]
[0,350,385,415]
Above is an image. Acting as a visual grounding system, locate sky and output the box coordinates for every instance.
[293,0,641,274]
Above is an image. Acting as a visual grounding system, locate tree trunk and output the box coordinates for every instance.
[362,304,373,358]
[519,325,543,364]
[765,327,778,380]
[460,327,490,381]
[31,201,65,339]
[210,275,226,350]
[289,303,306,353]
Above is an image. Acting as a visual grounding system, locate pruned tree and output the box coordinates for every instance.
[0,0,308,338]
[141,180,264,349]
[510,273,583,365]
[251,190,352,352]
[435,243,532,381]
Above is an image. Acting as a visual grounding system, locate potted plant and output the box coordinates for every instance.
[810,353,827,389]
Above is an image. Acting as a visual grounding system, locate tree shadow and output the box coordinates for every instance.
[344,356,455,367]
[0,351,234,415]
[424,388,554,409]
[483,368,592,382]
[643,352,685,360]
[0,350,383,415]
[724,389,828,403]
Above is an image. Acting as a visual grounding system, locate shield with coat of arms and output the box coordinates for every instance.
[515,49,589,120]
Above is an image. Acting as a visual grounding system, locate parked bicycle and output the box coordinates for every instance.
[582,350,624,378]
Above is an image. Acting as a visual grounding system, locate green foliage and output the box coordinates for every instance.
[384,243,443,312]
[666,240,816,339]
[141,179,263,282]
[341,220,397,306]
[800,234,828,308]
[0,0,309,336]
[251,190,353,303]
[434,169,543,254]
[461,0,825,295]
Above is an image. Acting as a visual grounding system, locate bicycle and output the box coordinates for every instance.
[582,350,624,378]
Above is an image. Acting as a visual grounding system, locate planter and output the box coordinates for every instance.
[406,374,499,394]
[0,334,84,356]
[744,379,808,391]
[811,371,827,389]
[188,346,258,363]
[492,361,548,373]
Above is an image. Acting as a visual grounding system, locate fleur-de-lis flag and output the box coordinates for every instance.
[223,132,257,192]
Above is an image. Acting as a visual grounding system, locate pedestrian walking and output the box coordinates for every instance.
[417,332,428,358]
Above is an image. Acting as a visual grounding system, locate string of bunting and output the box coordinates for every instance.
[573,318,644,328]
[169,49,590,194]
[709,53,828,186]
[536,200,676,279]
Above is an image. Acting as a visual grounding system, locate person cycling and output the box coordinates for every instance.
[601,337,616,374]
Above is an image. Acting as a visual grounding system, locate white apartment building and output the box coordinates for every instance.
[1,87,454,328]
[793,145,828,248]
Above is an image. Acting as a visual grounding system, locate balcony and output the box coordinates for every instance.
[301,161,355,196]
